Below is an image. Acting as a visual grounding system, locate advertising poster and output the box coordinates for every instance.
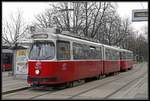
[15,49,29,74]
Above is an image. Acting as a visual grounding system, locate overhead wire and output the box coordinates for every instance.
[139,2,145,9]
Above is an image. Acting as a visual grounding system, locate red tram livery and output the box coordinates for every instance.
[120,49,134,71]
[103,45,120,75]
[27,28,134,88]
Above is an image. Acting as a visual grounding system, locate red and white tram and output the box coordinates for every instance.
[103,45,120,75]
[120,49,134,71]
[27,28,134,88]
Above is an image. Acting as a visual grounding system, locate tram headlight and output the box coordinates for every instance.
[35,69,40,75]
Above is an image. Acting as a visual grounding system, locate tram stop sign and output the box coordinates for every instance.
[132,9,148,22]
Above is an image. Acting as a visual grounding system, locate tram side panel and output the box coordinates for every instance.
[103,47,120,75]
[120,52,128,71]
[27,60,103,85]
[73,60,103,80]
[120,52,134,71]
[72,43,103,80]
[127,59,134,69]
[57,61,76,82]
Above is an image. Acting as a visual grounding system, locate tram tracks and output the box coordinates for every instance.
[2,83,68,99]
[103,71,147,99]
[66,63,146,99]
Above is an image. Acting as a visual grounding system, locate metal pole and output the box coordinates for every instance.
[85,2,88,37]
[13,49,16,79]
[73,2,75,33]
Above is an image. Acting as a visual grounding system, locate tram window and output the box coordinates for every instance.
[111,50,115,60]
[125,53,127,59]
[73,43,102,60]
[116,51,120,60]
[128,53,130,59]
[109,49,112,60]
[129,53,133,59]
[131,53,133,59]
[126,53,128,59]
[105,49,108,60]
[105,49,110,60]
[89,46,96,59]
[130,53,132,59]
[127,53,129,59]
[106,49,119,60]
[121,52,124,60]
[113,51,117,60]
[113,51,115,60]
[127,53,130,59]
[113,50,116,60]
[29,41,55,60]
[73,42,83,59]
[83,45,89,59]
[95,47,102,59]
[125,52,127,59]
[99,47,102,59]
[122,52,126,59]
[129,53,131,59]
[122,52,125,59]
[57,40,70,60]
[119,52,122,59]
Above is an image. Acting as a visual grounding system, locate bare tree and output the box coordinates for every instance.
[2,10,28,47]
[95,8,130,46]
[34,2,115,38]
[129,33,148,61]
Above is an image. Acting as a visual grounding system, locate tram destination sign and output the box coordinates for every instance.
[132,9,148,22]
[31,34,48,39]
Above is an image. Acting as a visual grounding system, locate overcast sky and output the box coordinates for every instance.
[2,2,148,34]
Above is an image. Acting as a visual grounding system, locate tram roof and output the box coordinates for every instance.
[103,44,121,51]
[32,31,126,51]
[119,48,133,53]
[57,34,103,46]
[31,28,103,46]
[31,28,132,52]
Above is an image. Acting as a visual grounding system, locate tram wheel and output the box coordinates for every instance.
[85,78,90,82]
[97,75,101,80]
[65,81,73,88]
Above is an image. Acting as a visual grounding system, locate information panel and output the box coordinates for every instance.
[15,49,29,74]
[132,9,148,22]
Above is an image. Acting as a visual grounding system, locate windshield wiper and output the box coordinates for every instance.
[43,55,52,60]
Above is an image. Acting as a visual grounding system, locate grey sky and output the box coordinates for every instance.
[2,2,148,34]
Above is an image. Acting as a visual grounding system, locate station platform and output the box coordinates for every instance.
[2,71,30,94]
